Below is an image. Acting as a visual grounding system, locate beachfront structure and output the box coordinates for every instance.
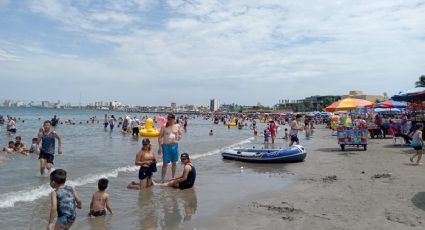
[342,90,384,102]
[210,99,221,112]
[277,95,341,112]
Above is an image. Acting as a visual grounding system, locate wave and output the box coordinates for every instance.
[0,137,254,209]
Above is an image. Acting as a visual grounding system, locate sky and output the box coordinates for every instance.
[0,0,424,106]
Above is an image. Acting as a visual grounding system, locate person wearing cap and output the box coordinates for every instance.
[158,114,183,182]
[127,138,156,190]
[157,153,196,190]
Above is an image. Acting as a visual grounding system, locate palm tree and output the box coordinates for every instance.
[415,75,425,87]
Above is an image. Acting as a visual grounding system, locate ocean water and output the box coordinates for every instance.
[0,107,311,229]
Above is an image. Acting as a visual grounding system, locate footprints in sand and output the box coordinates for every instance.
[371,173,392,179]
[322,175,338,183]
[250,201,303,221]
[301,175,339,183]
[385,210,423,227]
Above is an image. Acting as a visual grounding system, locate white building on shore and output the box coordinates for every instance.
[210,99,220,112]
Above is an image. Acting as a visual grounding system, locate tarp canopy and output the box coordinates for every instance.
[392,87,425,102]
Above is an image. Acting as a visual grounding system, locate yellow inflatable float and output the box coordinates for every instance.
[140,118,160,137]
[225,117,237,126]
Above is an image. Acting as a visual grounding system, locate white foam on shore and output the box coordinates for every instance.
[190,137,255,159]
[0,137,253,209]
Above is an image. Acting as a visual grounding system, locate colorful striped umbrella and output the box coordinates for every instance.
[325,98,375,112]
[376,100,406,109]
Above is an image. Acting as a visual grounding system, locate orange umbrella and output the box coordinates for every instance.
[325,98,375,112]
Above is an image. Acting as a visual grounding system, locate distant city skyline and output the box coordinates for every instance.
[0,1,424,106]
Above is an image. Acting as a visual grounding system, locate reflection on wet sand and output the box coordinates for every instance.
[136,187,198,229]
[138,189,156,230]
[87,214,113,230]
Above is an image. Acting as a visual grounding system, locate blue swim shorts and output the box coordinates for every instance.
[162,144,179,164]
[290,134,299,143]
[57,215,76,229]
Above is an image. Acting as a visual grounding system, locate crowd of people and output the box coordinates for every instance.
[1,112,196,230]
[3,109,423,229]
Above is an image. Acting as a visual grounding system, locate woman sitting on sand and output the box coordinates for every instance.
[127,138,157,190]
[155,153,196,190]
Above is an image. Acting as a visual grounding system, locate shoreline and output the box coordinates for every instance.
[186,126,425,230]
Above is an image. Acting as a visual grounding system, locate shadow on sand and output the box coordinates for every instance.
[411,192,425,212]
[315,148,342,152]
[381,144,410,149]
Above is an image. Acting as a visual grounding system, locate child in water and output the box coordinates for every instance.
[209,130,213,135]
[48,169,82,230]
[89,178,113,217]
[29,138,38,153]
[264,129,269,144]
[284,128,289,141]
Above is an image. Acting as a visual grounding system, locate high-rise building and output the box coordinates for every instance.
[210,99,220,111]
[171,102,176,109]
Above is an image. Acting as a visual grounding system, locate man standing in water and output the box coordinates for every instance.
[36,121,62,175]
[51,115,59,128]
[289,114,304,146]
[158,114,183,182]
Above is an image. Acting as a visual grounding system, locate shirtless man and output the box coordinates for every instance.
[2,141,15,153]
[14,136,29,155]
[158,114,183,182]
[89,178,113,217]
[289,114,304,146]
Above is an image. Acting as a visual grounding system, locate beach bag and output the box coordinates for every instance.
[150,159,157,172]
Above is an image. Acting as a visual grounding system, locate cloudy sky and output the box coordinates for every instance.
[0,0,424,106]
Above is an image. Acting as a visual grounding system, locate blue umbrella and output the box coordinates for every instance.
[376,100,407,108]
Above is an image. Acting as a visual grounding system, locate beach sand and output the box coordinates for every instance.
[183,126,425,230]
[4,124,425,230]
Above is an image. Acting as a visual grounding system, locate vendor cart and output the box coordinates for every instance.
[337,129,368,151]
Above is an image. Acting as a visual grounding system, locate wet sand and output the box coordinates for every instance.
[192,126,425,230]
[7,124,425,229]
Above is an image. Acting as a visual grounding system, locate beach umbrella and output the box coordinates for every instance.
[324,98,375,112]
[376,100,406,109]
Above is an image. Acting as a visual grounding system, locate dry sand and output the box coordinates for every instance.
[196,126,425,230]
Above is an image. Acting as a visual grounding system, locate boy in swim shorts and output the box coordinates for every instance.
[89,178,113,217]
[48,169,82,230]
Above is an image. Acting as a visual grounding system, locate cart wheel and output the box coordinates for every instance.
[363,145,367,151]
[340,144,345,151]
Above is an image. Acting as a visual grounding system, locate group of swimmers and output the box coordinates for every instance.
[2,136,37,155]
[45,113,195,230]
[0,112,200,229]
[127,114,196,190]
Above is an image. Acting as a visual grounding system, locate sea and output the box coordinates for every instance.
[0,107,313,230]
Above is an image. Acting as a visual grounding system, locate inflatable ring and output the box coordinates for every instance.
[140,118,160,137]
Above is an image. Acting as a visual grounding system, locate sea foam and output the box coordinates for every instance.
[0,137,253,208]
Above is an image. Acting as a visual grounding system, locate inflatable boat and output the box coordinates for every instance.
[221,145,306,163]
